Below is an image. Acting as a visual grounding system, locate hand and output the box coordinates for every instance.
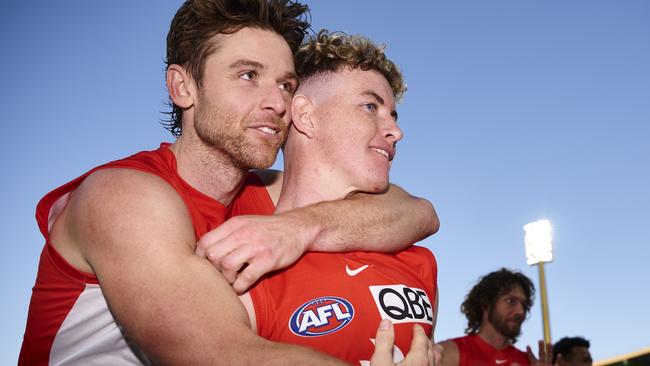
[371,320,439,366]
[195,214,316,294]
[527,340,553,366]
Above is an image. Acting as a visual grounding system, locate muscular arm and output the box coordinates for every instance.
[57,169,346,365]
[197,170,439,293]
[286,184,437,251]
[262,169,439,251]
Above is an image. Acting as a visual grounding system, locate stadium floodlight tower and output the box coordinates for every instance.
[523,219,553,344]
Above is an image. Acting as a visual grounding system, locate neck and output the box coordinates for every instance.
[169,132,247,206]
[274,146,350,213]
[477,323,511,350]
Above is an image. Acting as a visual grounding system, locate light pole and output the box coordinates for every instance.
[523,219,553,344]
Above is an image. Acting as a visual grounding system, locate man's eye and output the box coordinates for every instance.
[363,103,377,112]
[278,82,294,93]
[240,71,257,81]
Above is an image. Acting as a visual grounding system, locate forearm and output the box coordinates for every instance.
[282,184,439,252]
[249,339,349,366]
[145,332,348,365]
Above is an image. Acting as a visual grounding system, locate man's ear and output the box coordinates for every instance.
[481,304,490,322]
[166,64,195,109]
[291,94,315,138]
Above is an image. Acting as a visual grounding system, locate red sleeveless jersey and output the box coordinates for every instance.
[452,334,529,366]
[230,186,438,365]
[19,143,234,365]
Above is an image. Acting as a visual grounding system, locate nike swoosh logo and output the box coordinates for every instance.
[495,360,508,364]
[346,264,369,276]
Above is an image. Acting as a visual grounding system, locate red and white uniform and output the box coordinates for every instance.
[452,334,529,366]
[19,143,249,365]
[231,189,438,365]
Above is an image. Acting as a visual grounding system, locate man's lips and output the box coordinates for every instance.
[247,123,282,136]
[370,146,395,161]
[255,126,278,135]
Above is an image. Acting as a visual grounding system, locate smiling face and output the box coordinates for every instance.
[308,67,403,193]
[192,27,298,169]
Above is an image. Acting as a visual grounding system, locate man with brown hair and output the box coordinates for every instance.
[19,1,437,365]
[439,268,551,366]
[228,30,441,365]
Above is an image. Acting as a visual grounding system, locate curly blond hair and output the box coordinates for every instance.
[295,30,406,100]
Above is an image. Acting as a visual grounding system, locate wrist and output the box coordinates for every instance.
[282,208,322,252]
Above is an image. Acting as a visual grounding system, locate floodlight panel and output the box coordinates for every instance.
[524,219,553,265]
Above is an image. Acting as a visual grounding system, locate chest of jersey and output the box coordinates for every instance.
[251,248,436,364]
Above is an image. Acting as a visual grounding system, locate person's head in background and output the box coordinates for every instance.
[553,337,592,366]
[461,267,535,343]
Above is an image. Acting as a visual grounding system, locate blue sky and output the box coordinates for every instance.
[2,0,649,363]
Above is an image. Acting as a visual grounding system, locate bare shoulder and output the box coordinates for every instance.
[48,168,192,273]
[252,169,283,205]
[63,168,195,262]
[439,339,458,350]
[439,339,460,366]
[78,167,181,204]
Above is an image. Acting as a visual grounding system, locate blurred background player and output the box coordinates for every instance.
[439,268,552,366]
[553,337,592,366]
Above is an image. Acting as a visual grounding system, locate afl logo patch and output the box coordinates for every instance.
[289,296,354,337]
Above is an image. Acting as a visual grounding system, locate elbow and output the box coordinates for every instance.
[419,198,439,237]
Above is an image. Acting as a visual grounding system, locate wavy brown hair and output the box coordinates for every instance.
[461,268,535,335]
[164,0,310,136]
[294,29,406,101]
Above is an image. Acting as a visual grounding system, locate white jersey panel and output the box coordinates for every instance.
[49,284,151,365]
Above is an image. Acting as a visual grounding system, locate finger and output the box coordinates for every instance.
[432,344,444,366]
[220,264,238,285]
[370,319,394,366]
[218,247,254,284]
[404,325,429,364]
[196,216,245,257]
[538,340,547,363]
[427,341,435,366]
[201,239,234,267]
[527,345,538,363]
[195,236,208,257]
[546,342,553,364]
[196,230,235,259]
[232,260,270,294]
[195,220,240,256]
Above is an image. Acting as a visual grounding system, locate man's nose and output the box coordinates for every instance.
[259,84,287,116]
[384,119,403,145]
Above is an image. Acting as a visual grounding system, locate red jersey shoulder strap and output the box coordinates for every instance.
[228,172,276,217]
[35,143,227,241]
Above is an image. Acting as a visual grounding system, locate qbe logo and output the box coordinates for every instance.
[289,296,354,337]
[369,285,433,325]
